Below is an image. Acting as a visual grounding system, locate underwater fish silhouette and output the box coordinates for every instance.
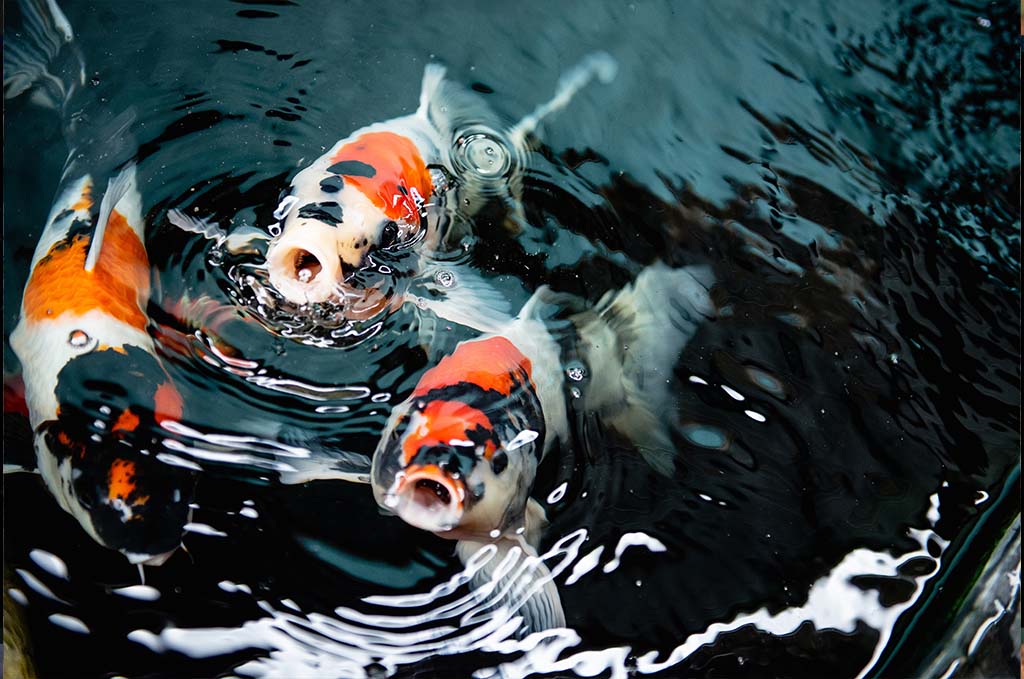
[6,0,193,566]
[369,263,715,632]
[179,53,618,323]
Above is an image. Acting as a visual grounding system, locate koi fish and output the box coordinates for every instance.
[370,263,715,633]
[257,53,618,317]
[6,0,192,566]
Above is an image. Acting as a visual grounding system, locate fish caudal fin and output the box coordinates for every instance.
[4,0,83,109]
[85,162,141,272]
[416,63,447,119]
[580,263,715,475]
[506,52,618,148]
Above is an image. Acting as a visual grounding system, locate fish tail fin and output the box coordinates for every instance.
[582,263,715,476]
[4,0,84,109]
[416,63,448,119]
[506,51,618,148]
[85,161,141,272]
[417,63,505,138]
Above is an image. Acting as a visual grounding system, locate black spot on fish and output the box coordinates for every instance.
[236,9,279,18]
[273,139,292,146]
[327,160,376,178]
[319,175,344,193]
[298,202,344,225]
[471,82,495,94]
[286,96,300,104]
[291,59,312,69]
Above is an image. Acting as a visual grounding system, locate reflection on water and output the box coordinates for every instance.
[3,0,1019,677]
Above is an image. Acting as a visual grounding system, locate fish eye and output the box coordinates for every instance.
[380,221,400,248]
[491,451,508,475]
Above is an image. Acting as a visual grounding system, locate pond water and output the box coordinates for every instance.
[3,1,1019,678]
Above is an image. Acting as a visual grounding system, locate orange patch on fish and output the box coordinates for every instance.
[23,210,149,329]
[153,381,183,424]
[107,458,139,501]
[402,399,496,464]
[112,408,140,433]
[330,132,433,223]
[413,336,533,398]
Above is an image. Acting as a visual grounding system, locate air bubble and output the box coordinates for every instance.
[566,361,587,382]
[433,269,456,288]
[68,329,93,349]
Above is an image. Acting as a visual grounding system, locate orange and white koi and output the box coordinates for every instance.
[6,0,192,565]
[370,263,715,632]
[9,165,194,566]
[260,53,618,312]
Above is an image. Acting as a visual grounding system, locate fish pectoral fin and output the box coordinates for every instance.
[168,209,268,256]
[275,455,373,486]
[408,262,516,336]
[456,535,566,638]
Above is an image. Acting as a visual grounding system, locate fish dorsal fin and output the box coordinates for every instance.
[85,163,139,272]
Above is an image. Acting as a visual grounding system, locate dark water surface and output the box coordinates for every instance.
[3,1,1020,677]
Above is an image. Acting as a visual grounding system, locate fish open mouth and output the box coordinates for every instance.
[266,222,343,304]
[391,464,465,532]
[413,476,452,508]
[293,249,323,283]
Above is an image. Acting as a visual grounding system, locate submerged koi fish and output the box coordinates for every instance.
[370,264,715,632]
[258,53,618,315]
[6,0,192,566]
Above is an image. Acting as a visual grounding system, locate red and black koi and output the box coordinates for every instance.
[370,264,716,633]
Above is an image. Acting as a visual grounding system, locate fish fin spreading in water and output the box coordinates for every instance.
[455,500,565,636]
[167,209,269,256]
[276,458,372,486]
[85,162,141,272]
[3,0,81,107]
[579,263,716,475]
[407,262,516,338]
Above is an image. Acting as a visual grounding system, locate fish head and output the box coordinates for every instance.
[371,385,544,540]
[267,132,435,307]
[36,343,193,564]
